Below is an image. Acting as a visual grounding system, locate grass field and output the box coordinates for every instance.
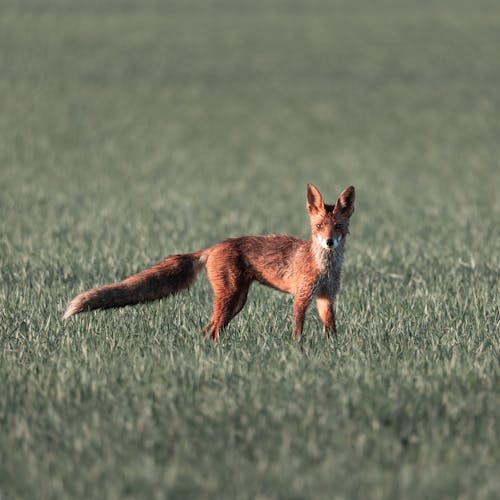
[1,1,499,498]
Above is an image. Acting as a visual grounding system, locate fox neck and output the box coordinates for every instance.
[311,236,345,275]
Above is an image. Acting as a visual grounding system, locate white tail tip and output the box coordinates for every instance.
[63,298,80,319]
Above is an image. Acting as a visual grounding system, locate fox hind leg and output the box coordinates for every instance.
[231,285,250,318]
[203,284,250,343]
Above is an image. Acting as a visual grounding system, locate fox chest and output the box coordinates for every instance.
[313,251,344,297]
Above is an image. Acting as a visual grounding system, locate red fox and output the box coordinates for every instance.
[64,184,355,342]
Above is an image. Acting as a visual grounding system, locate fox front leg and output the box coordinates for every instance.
[292,294,312,340]
[316,295,337,340]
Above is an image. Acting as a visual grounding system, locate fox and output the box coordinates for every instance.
[64,183,355,342]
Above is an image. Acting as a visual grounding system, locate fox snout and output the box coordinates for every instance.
[317,235,342,250]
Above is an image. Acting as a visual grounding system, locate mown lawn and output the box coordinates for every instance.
[1,1,499,498]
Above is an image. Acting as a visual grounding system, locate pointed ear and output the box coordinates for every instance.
[334,185,355,218]
[306,183,324,214]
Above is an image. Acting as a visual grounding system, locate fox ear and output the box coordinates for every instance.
[335,185,355,218]
[306,183,324,214]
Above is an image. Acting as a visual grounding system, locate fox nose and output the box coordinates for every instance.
[326,239,334,248]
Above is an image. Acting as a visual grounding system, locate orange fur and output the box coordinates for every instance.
[64,184,355,342]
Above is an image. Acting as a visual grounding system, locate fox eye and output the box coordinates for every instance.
[334,224,342,230]
[315,223,322,229]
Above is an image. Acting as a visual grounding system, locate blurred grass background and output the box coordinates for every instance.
[1,1,499,498]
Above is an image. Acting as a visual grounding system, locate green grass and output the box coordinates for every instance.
[1,1,499,498]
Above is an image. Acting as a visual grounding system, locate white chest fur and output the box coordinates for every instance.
[313,242,345,297]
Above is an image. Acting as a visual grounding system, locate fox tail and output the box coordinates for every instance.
[63,251,207,319]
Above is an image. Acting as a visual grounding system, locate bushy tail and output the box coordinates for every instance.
[63,251,207,319]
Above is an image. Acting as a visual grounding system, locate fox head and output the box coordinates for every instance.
[306,183,355,250]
